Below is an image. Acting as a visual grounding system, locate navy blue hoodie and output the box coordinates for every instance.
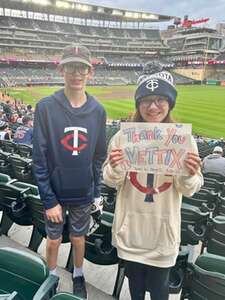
[32,89,107,209]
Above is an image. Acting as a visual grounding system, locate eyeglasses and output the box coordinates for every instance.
[140,98,168,108]
[64,64,89,75]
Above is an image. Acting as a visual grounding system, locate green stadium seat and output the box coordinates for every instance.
[0,141,17,154]
[0,182,32,235]
[0,292,20,300]
[215,194,225,216]
[181,252,225,300]
[204,172,225,182]
[182,189,217,213]
[0,247,58,300]
[84,210,117,267]
[25,193,73,271]
[17,144,32,158]
[49,292,81,300]
[101,183,117,214]
[0,151,13,177]
[207,216,225,257]
[9,155,34,184]
[181,203,209,246]
[0,173,11,184]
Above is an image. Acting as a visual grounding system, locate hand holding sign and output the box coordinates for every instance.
[109,148,124,168]
[184,152,202,176]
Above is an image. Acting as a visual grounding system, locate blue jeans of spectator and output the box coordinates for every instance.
[124,260,171,300]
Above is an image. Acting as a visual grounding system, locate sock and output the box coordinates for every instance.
[49,267,57,275]
[73,266,83,278]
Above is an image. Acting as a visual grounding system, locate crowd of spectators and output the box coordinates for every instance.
[0,91,33,145]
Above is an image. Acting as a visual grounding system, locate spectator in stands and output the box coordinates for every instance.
[32,44,106,300]
[202,146,225,177]
[13,115,33,145]
[2,100,12,120]
[103,63,203,300]
[0,120,11,140]
[218,137,225,148]
[26,104,33,115]
[195,135,205,143]
[16,113,23,124]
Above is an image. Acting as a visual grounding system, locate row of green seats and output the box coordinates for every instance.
[0,247,82,300]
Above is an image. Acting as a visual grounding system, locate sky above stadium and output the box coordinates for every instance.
[83,0,225,29]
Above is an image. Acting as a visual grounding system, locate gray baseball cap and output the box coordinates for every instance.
[59,44,92,67]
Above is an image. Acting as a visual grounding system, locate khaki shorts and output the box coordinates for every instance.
[45,203,92,240]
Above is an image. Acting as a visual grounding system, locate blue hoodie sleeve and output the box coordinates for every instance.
[32,102,58,210]
[93,109,107,198]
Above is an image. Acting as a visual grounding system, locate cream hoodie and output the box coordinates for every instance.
[103,131,203,268]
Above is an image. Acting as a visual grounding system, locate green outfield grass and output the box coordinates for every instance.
[2,84,225,138]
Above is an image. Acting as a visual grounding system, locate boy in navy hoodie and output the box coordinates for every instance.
[33,44,107,299]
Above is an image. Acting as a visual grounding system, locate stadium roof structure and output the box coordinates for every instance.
[0,0,175,23]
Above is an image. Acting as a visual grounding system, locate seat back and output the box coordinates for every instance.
[0,247,49,299]
[0,292,21,300]
[181,203,209,246]
[50,293,80,300]
[0,151,12,176]
[186,253,225,300]
[85,211,118,265]
[9,155,33,183]
[207,216,225,257]
[204,172,225,182]
[27,194,70,242]
[0,173,11,184]
[0,141,17,154]
[216,194,225,216]
[0,182,32,225]
[101,183,117,214]
[11,181,39,196]
[17,144,32,158]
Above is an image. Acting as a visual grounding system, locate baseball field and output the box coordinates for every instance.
[4,84,225,139]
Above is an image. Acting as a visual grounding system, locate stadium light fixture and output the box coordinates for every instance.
[56,0,71,9]
[97,7,105,13]
[141,13,159,20]
[125,11,140,19]
[31,0,50,5]
[112,10,123,16]
[75,3,92,12]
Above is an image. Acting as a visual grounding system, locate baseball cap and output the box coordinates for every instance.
[213,146,223,153]
[59,44,92,67]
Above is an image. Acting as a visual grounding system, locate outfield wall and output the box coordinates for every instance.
[174,67,224,81]
[174,68,204,81]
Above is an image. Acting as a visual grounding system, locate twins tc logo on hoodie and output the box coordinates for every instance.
[60,127,88,156]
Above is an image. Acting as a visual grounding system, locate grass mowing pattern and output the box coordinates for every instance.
[2,85,225,138]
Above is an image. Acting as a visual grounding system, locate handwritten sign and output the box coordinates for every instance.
[119,123,192,175]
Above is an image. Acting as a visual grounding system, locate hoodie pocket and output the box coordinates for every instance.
[50,166,93,198]
[116,213,176,254]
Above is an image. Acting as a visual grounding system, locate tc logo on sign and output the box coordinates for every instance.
[146,79,159,91]
[60,127,88,156]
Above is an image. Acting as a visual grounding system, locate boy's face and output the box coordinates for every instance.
[60,63,93,92]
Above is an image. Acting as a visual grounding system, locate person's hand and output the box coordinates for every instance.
[184,152,202,176]
[109,149,124,168]
[46,204,63,223]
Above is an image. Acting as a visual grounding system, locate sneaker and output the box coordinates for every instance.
[72,276,88,299]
